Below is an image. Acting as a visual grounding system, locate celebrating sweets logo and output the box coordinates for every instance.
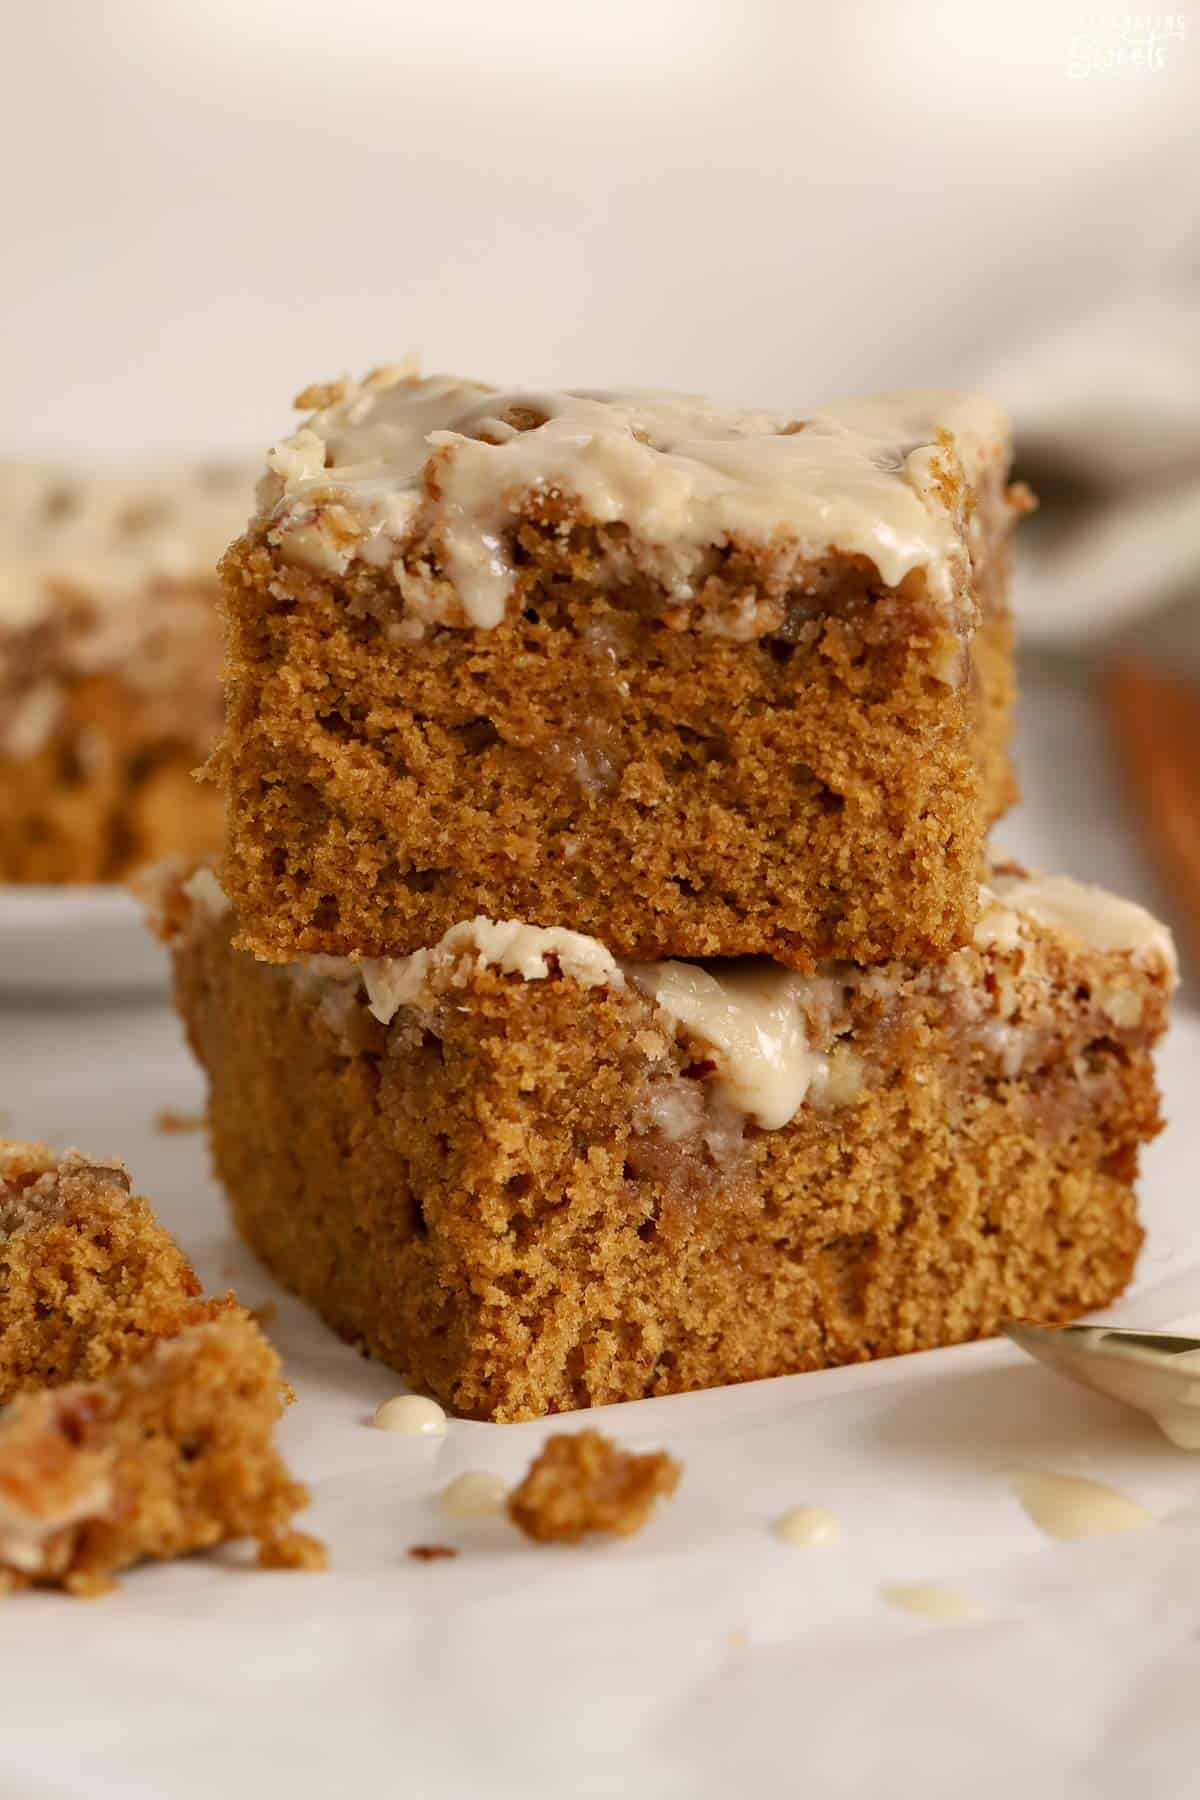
[1066,13,1187,74]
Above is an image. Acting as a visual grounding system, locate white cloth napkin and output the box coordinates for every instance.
[976,288,1200,649]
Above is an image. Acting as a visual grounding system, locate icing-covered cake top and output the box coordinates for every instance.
[256,367,1011,629]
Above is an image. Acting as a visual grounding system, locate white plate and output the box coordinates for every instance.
[0,884,167,994]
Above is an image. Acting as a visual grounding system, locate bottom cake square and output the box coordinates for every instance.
[156,867,1174,1423]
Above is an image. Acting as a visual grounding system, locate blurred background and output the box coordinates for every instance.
[5,0,1200,959]
[5,2,1195,445]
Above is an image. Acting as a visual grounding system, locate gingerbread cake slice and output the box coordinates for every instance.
[216,371,1024,970]
[0,457,252,882]
[0,1141,202,1403]
[159,863,1174,1423]
[0,1308,322,1596]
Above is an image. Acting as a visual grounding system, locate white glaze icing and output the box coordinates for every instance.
[624,961,839,1130]
[0,1471,114,1575]
[439,1471,509,1519]
[772,1505,842,1548]
[0,1150,126,1241]
[977,872,1177,979]
[372,1394,447,1436]
[0,1417,114,1578]
[880,1583,984,1625]
[1013,1471,1153,1540]
[361,916,624,1023]
[259,371,1009,628]
[288,865,1169,1128]
[645,1082,706,1143]
[181,865,232,921]
[355,917,849,1131]
[179,858,1170,1136]
[3,683,62,758]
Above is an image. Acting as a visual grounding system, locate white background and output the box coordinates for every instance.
[3,1,1196,453]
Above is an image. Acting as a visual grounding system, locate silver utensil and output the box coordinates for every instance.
[1003,1322,1200,1447]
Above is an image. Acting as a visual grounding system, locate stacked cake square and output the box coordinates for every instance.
[161,370,1176,1420]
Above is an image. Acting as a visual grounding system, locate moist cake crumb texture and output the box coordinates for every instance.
[159,860,1173,1421]
[135,364,1173,1435]
[5,351,1175,1609]
[215,371,1025,969]
[508,1430,682,1542]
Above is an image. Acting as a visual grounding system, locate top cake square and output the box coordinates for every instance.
[215,370,1024,966]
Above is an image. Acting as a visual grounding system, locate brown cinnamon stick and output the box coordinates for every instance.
[1103,659,1200,962]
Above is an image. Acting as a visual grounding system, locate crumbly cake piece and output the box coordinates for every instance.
[0,1309,322,1596]
[0,1141,202,1403]
[508,1430,681,1542]
[215,372,1024,969]
[0,458,252,882]
[159,863,1174,1422]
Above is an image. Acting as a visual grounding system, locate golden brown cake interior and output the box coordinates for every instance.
[0,1142,202,1403]
[163,868,1170,1423]
[220,531,1013,970]
[215,377,1023,968]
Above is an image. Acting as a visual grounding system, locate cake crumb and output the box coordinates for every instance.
[258,1530,328,1572]
[0,1138,320,1595]
[408,1543,458,1561]
[63,1571,117,1600]
[154,1108,205,1135]
[507,1430,681,1543]
[0,1139,202,1404]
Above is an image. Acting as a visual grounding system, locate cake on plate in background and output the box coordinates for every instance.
[0,458,253,884]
